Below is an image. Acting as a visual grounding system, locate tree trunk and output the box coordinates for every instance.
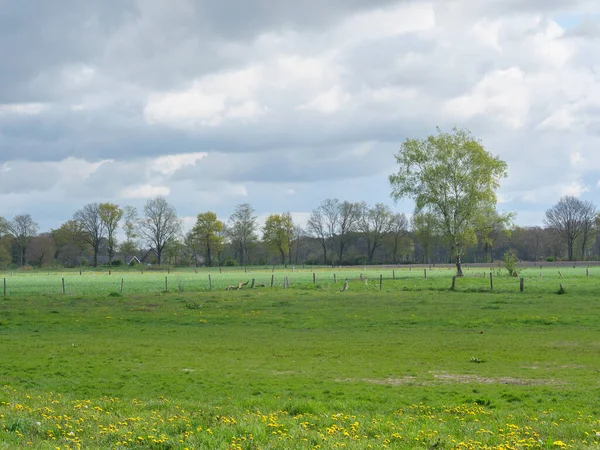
[455,255,464,277]
[280,248,286,265]
[206,241,212,267]
[321,243,327,265]
[567,239,574,261]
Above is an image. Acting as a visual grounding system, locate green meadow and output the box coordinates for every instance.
[1,267,600,449]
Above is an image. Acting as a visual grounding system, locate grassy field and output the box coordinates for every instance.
[0,264,596,296]
[1,268,600,448]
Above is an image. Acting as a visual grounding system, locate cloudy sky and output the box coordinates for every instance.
[1,0,599,233]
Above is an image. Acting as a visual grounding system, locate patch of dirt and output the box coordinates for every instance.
[431,372,558,386]
[337,373,559,386]
[336,377,418,385]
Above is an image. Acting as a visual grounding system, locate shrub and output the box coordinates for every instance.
[224,260,236,267]
[111,260,123,266]
[502,251,518,277]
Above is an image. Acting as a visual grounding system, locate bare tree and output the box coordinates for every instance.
[307,206,329,265]
[357,203,393,264]
[580,210,596,260]
[25,234,56,267]
[7,214,39,266]
[74,203,105,267]
[0,217,8,235]
[334,201,360,266]
[545,196,596,261]
[390,213,409,264]
[228,203,258,266]
[138,197,182,265]
[292,225,305,265]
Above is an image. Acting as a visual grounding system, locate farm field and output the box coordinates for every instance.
[1,269,600,449]
[0,264,597,296]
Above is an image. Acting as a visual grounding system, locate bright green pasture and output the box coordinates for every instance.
[0,265,596,296]
[1,275,600,448]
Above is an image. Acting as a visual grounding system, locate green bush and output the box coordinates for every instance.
[502,251,518,277]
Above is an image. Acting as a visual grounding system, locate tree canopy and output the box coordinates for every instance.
[389,127,508,276]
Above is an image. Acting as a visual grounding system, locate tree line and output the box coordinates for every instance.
[1,129,598,271]
[0,194,597,270]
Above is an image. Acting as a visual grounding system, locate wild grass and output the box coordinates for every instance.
[0,265,595,296]
[1,271,600,448]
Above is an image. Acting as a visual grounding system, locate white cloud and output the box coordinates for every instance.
[298,85,351,114]
[338,2,436,42]
[144,67,267,127]
[559,181,589,197]
[471,19,503,52]
[150,153,207,176]
[570,151,583,166]
[0,103,49,115]
[443,67,531,129]
[121,184,171,199]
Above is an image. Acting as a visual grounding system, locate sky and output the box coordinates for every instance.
[1,0,600,234]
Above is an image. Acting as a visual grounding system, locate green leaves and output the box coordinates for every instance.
[390,127,508,270]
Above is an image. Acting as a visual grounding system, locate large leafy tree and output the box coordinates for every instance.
[544,196,596,261]
[138,197,182,265]
[263,213,294,265]
[390,127,508,276]
[98,203,123,265]
[190,211,225,267]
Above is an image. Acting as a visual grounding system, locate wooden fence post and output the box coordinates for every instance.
[251,279,255,288]
[489,272,493,291]
[379,274,383,290]
[424,269,427,279]
[520,278,524,292]
[121,278,124,294]
[3,278,5,296]
[165,277,168,292]
[271,274,274,288]
[313,272,316,285]
[62,278,66,295]
[393,270,395,280]
[209,274,212,291]
[451,276,456,290]
[333,273,337,284]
